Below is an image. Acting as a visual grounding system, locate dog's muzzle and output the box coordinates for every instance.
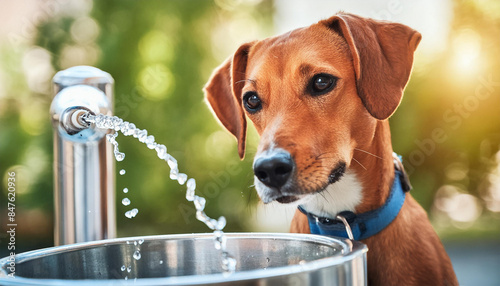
[253,150,294,189]
[252,149,350,204]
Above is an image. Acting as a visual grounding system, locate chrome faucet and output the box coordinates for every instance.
[50,66,116,245]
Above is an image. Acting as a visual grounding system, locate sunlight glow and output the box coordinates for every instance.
[451,29,482,74]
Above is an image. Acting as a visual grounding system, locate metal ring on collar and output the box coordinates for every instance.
[335,214,354,240]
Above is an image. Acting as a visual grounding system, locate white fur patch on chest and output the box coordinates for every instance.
[300,170,363,218]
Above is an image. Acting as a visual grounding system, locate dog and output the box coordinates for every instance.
[204,12,458,286]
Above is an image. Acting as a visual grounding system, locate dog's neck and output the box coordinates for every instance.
[300,120,395,218]
[352,120,395,214]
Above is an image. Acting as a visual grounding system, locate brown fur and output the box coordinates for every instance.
[204,12,458,286]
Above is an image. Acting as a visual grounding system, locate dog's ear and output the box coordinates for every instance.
[321,13,421,120]
[204,42,254,159]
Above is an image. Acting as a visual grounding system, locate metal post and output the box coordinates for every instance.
[50,66,116,245]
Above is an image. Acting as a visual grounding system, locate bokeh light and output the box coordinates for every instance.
[137,64,174,100]
[139,30,175,64]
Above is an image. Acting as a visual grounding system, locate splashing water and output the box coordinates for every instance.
[83,113,237,273]
[106,132,125,161]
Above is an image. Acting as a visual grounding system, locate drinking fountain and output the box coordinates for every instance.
[50,66,116,245]
[0,66,368,285]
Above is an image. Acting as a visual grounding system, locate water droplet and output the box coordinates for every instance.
[204,218,216,230]
[93,114,103,127]
[133,250,141,260]
[194,196,206,211]
[120,122,129,134]
[177,173,187,185]
[217,237,227,250]
[166,155,177,170]
[112,116,123,131]
[186,188,195,201]
[217,216,227,230]
[213,230,226,250]
[106,133,115,142]
[122,198,131,206]
[138,239,144,245]
[123,188,129,193]
[137,129,148,142]
[214,241,221,250]
[114,151,125,161]
[222,254,237,273]
[125,208,139,219]
[105,117,113,128]
[124,276,128,280]
[159,260,163,264]
[196,210,208,222]
[266,257,270,263]
[169,169,178,180]
[146,135,156,149]
[121,265,126,271]
[132,128,140,138]
[155,144,167,159]
[123,123,136,136]
[119,169,126,175]
[187,178,196,190]
[186,178,196,201]
[126,265,132,273]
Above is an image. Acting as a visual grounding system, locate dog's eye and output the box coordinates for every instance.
[243,92,262,113]
[310,73,337,95]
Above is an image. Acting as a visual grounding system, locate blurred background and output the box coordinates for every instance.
[0,0,499,284]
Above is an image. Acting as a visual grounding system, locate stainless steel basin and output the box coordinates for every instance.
[0,233,367,285]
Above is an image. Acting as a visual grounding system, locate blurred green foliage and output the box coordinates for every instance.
[0,0,499,257]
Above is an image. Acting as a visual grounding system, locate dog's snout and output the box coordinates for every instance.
[253,151,294,189]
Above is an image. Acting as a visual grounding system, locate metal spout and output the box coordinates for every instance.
[60,107,92,135]
[50,66,116,246]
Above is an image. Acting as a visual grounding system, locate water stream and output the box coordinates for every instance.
[82,113,237,273]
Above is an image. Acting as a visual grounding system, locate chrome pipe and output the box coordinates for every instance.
[50,66,115,246]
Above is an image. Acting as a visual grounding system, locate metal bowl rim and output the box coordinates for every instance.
[0,232,367,285]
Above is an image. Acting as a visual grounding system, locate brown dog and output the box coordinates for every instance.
[204,12,458,286]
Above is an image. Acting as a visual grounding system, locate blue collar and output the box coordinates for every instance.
[298,155,411,241]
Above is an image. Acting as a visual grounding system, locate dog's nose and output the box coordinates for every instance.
[253,151,294,189]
